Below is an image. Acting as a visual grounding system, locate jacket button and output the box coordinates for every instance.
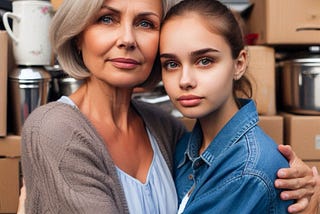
[188,174,193,180]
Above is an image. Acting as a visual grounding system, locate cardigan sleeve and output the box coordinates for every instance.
[21,103,128,214]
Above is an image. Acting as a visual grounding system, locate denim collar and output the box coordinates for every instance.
[178,99,259,168]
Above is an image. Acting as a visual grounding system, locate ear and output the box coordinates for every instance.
[233,49,248,80]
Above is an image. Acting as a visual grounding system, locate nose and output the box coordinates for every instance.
[179,67,196,90]
[117,22,136,50]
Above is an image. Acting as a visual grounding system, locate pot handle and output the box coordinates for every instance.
[2,12,21,43]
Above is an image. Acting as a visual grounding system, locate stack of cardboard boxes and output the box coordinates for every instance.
[247,0,320,169]
[0,31,21,213]
[0,136,21,213]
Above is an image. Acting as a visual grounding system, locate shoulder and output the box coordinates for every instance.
[21,101,92,152]
[237,126,290,188]
[23,101,83,130]
[248,126,289,168]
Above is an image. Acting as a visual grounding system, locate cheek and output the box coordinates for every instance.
[138,32,159,62]
[162,74,177,96]
[81,29,111,60]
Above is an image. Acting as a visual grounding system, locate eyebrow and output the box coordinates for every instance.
[160,48,220,59]
[190,48,219,57]
[101,5,161,19]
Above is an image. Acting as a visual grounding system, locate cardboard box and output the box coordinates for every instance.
[259,115,283,145]
[304,160,320,170]
[0,135,21,214]
[0,135,21,157]
[0,158,20,213]
[246,46,276,115]
[283,113,320,160]
[180,115,283,145]
[0,31,8,137]
[247,0,320,45]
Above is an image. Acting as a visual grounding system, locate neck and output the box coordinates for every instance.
[199,98,239,154]
[70,79,135,130]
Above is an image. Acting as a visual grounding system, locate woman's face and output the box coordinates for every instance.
[160,14,245,119]
[78,0,162,88]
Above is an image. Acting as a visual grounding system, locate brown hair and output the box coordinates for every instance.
[162,0,252,103]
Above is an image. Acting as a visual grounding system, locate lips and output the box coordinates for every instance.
[177,95,203,107]
[109,58,141,69]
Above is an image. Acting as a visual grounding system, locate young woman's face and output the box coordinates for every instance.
[78,0,162,88]
[160,14,243,119]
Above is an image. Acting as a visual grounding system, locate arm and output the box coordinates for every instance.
[21,105,126,213]
[276,145,317,213]
[22,131,123,213]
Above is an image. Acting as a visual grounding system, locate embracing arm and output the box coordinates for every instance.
[20,104,128,213]
[21,130,125,213]
[276,145,318,213]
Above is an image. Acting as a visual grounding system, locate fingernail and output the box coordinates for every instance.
[282,193,288,200]
[278,170,286,177]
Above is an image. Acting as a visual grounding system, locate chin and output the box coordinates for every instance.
[177,109,201,119]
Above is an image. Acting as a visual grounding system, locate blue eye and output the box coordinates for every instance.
[198,57,213,66]
[163,61,179,70]
[138,20,154,29]
[99,15,113,24]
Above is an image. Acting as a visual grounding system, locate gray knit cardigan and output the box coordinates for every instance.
[21,99,186,214]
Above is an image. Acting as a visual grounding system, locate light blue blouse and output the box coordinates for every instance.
[58,96,178,214]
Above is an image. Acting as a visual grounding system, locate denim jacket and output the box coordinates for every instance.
[174,99,292,214]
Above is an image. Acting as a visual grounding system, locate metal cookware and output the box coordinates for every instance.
[8,66,51,134]
[45,65,84,101]
[280,55,320,114]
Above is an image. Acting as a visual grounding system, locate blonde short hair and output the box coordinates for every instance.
[50,0,175,88]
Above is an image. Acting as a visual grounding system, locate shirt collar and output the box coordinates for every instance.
[177,99,258,168]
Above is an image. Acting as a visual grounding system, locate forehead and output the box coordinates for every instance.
[160,14,229,52]
[103,0,163,15]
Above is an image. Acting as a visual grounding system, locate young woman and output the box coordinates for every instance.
[20,0,316,213]
[160,0,318,213]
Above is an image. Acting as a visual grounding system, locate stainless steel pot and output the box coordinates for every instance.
[8,66,51,134]
[45,65,84,101]
[280,56,320,114]
[58,77,84,96]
